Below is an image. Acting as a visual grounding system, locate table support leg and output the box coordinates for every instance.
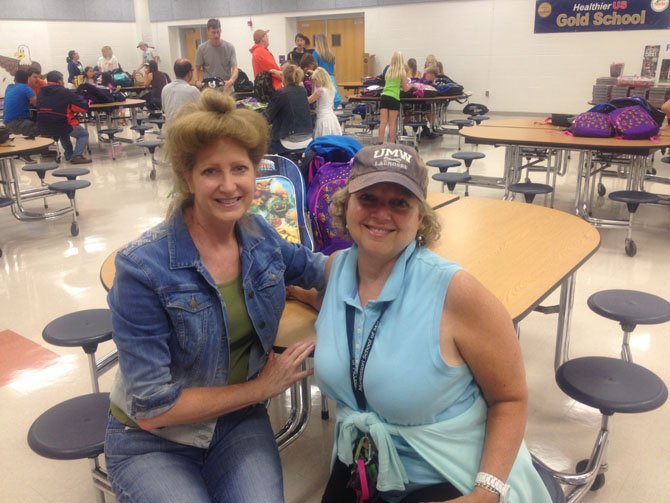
[555,273,576,370]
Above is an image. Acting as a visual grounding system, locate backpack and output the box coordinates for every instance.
[112,70,134,88]
[234,70,254,92]
[610,96,666,127]
[249,174,302,245]
[609,106,659,140]
[306,160,354,254]
[77,83,115,104]
[434,83,464,96]
[253,71,275,103]
[361,85,382,97]
[463,103,489,116]
[568,111,613,138]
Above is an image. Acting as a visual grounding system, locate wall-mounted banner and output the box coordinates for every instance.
[535,0,670,33]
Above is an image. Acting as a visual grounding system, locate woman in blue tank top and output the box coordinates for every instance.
[314,144,551,502]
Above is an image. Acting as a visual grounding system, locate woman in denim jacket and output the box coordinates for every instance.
[105,90,331,502]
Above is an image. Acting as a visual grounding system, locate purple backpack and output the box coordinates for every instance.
[609,105,659,140]
[568,112,613,138]
[306,161,353,255]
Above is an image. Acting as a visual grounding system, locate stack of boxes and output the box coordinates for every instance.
[592,77,617,103]
[647,86,670,108]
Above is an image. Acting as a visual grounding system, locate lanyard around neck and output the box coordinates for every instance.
[345,302,389,411]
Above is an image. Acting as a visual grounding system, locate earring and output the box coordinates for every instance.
[416,234,425,246]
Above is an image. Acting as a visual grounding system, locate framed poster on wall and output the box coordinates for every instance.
[641,45,661,77]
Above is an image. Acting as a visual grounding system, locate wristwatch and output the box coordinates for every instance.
[475,472,511,503]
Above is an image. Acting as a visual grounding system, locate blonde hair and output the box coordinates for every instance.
[313,34,335,64]
[166,90,268,216]
[329,186,441,247]
[386,52,406,81]
[424,54,438,69]
[282,64,304,85]
[310,67,333,90]
[436,61,444,75]
[423,66,439,79]
[101,45,112,57]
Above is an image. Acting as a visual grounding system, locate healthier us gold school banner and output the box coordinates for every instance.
[535,0,670,33]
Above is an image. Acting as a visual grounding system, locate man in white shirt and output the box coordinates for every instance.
[195,18,238,93]
[161,59,201,124]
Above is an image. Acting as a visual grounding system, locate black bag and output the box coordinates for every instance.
[77,83,115,104]
[110,90,127,102]
[253,71,275,103]
[203,77,224,89]
[234,70,254,92]
[463,103,489,116]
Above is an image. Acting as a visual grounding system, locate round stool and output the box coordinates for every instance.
[452,152,486,196]
[98,127,124,160]
[148,117,166,131]
[588,290,670,362]
[47,179,91,236]
[508,182,554,204]
[28,392,110,460]
[426,159,461,173]
[130,123,155,141]
[451,151,485,169]
[137,139,164,180]
[608,190,660,257]
[52,167,90,180]
[22,161,59,209]
[448,119,474,150]
[467,115,490,125]
[43,308,113,350]
[556,356,667,495]
[432,172,472,193]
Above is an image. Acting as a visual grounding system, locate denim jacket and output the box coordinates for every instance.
[108,210,327,447]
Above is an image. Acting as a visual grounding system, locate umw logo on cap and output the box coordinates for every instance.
[373,148,412,164]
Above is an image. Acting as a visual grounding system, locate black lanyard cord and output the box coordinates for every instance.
[346,303,389,411]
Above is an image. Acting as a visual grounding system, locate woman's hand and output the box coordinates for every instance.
[255,340,314,399]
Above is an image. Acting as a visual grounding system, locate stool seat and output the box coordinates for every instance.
[27,392,110,460]
[0,197,13,208]
[509,182,554,203]
[609,190,660,205]
[556,356,668,416]
[130,124,155,132]
[98,128,123,135]
[587,290,670,326]
[448,119,474,129]
[52,167,90,180]
[137,140,164,155]
[42,308,113,349]
[432,172,472,192]
[426,159,461,172]
[452,151,486,162]
[22,162,59,179]
[468,115,490,125]
[661,156,670,164]
[48,179,91,195]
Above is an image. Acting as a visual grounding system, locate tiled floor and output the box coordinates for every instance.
[1,119,669,502]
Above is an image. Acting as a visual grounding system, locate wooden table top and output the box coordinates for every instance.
[426,191,459,209]
[349,92,471,103]
[430,197,600,321]
[478,117,563,129]
[100,197,599,346]
[89,98,145,109]
[0,136,54,158]
[461,122,670,154]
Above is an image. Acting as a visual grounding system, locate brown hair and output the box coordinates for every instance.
[328,186,441,246]
[166,90,268,216]
[282,64,304,85]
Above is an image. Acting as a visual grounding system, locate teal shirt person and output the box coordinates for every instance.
[315,242,551,502]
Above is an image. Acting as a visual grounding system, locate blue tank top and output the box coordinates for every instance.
[315,242,479,485]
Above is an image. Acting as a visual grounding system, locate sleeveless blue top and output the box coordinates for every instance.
[315,242,551,501]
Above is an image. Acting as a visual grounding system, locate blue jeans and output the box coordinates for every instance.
[105,404,284,503]
[59,125,88,160]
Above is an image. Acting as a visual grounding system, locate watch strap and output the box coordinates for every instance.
[475,472,509,502]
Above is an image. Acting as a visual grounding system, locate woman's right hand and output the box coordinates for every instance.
[255,340,315,399]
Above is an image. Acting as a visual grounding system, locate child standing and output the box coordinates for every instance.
[378,51,411,143]
[309,67,342,138]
